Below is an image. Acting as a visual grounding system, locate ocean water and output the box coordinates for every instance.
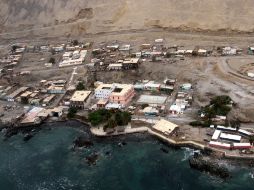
[0,121,254,190]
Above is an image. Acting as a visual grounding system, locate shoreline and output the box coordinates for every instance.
[3,119,254,162]
[88,121,254,161]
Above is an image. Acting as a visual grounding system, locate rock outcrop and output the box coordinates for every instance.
[189,155,231,179]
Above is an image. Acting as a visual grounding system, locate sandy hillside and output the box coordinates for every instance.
[1,0,254,35]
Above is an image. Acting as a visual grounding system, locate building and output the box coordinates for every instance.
[119,44,131,51]
[105,103,122,110]
[209,141,231,150]
[211,130,221,140]
[6,87,29,102]
[238,129,253,137]
[232,143,252,149]
[95,83,135,107]
[47,86,66,94]
[122,58,140,69]
[109,84,135,107]
[144,82,161,91]
[180,83,192,90]
[248,47,254,55]
[63,52,73,60]
[197,49,207,56]
[142,106,159,116]
[97,99,108,108]
[220,133,241,142]
[59,50,87,67]
[137,95,167,106]
[108,63,123,71]
[70,90,92,109]
[222,47,237,56]
[152,119,178,136]
[169,104,182,114]
[95,84,114,99]
[20,107,45,125]
[42,95,56,106]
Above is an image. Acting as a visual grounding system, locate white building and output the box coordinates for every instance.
[94,84,114,99]
[222,47,237,55]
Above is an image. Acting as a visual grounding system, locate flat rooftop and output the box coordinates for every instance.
[70,91,92,102]
[137,95,167,105]
[152,119,178,134]
[96,83,133,96]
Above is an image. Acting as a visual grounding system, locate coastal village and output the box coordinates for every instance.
[1,37,254,161]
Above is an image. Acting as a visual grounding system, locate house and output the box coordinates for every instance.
[180,83,192,90]
[52,45,64,52]
[108,63,123,71]
[106,45,119,51]
[152,119,178,136]
[122,58,140,69]
[6,87,29,102]
[247,71,254,78]
[20,107,45,125]
[141,44,151,49]
[209,141,231,150]
[169,104,183,114]
[42,95,56,106]
[155,39,164,43]
[197,49,207,56]
[97,99,108,108]
[70,91,92,109]
[105,103,122,110]
[144,81,161,91]
[248,47,254,55]
[47,86,66,94]
[142,106,159,116]
[63,52,73,60]
[222,47,237,56]
[119,44,131,51]
[185,50,193,56]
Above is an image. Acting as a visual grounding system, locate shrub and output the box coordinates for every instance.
[189,121,203,127]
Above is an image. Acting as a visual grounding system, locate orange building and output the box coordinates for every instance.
[109,84,135,107]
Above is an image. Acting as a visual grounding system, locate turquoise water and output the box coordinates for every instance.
[0,121,254,190]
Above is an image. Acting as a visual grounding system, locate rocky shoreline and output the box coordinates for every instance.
[189,153,231,179]
[1,119,254,178]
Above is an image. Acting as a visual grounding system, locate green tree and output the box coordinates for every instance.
[115,112,124,126]
[67,107,77,118]
[76,82,85,90]
[210,95,231,107]
[88,109,112,126]
[121,111,131,125]
[21,96,29,104]
[73,40,79,46]
[107,119,117,128]
[230,119,241,130]
[49,57,55,64]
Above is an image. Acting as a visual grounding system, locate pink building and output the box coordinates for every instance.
[109,84,135,107]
